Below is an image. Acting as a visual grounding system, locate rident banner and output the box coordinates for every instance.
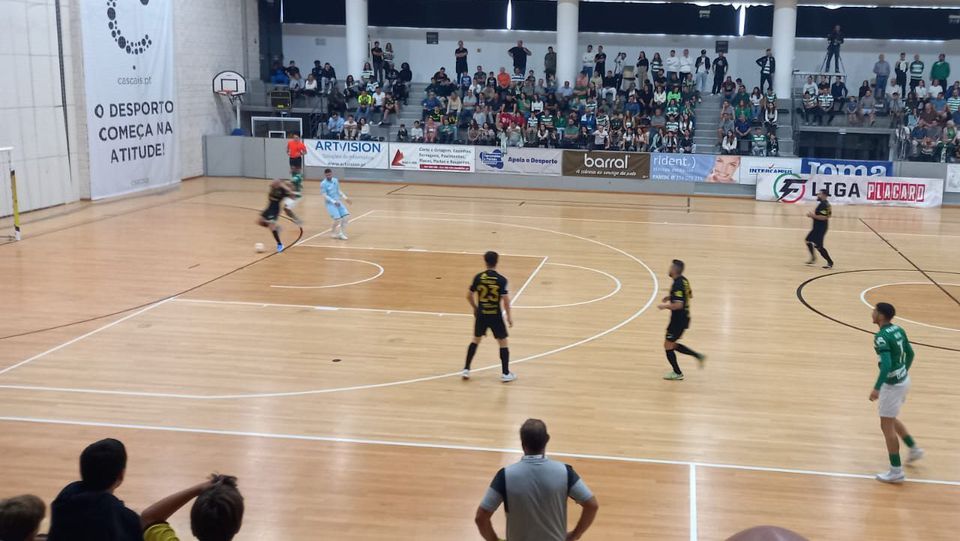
[474,147,562,176]
[305,140,388,169]
[562,150,650,179]
[81,0,179,199]
[756,173,944,208]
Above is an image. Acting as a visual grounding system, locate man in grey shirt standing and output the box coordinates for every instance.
[475,419,599,541]
[873,54,891,100]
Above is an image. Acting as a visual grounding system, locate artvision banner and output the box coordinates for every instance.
[738,157,802,185]
[474,147,561,176]
[756,173,944,208]
[650,153,743,183]
[389,143,474,172]
[562,151,650,179]
[81,0,179,199]
[800,157,893,177]
[305,140,388,169]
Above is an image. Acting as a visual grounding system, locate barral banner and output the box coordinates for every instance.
[800,157,893,177]
[562,150,650,179]
[389,143,474,172]
[737,157,802,185]
[650,153,744,183]
[81,0,179,199]
[474,147,562,176]
[756,173,944,208]
[305,140,388,169]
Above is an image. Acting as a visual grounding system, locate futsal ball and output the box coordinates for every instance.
[254,242,265,253]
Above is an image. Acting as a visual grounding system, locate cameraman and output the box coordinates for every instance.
[826,25,844,73]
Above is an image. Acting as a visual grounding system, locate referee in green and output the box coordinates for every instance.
[475,419,599,541]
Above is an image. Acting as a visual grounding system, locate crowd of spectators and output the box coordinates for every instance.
[0,438,244,541]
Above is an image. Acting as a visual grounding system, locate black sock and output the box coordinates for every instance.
[464,343,478,370]
[272,230,281,244]
[499,348,510,375]
[665,350,681,374]
[817,247,834,266]
[806,242,815,257]
[675,344,700,357]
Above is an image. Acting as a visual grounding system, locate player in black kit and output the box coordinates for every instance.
[257,179,297,252]
[462,251,516,383]
[658,259,705,381]
[805,189,834,269]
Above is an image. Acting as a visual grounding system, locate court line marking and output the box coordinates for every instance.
[293,209,376,247]
[0,415,957,487]
[0,216,659,400]
[392,210,960,238]
[270,258,384,289]
[0,298,175,376]
[689,464,698,541]
[515,263,622,310]
[297,244,546,259]
[172,298,470,317]
[858,282,960,333]
[511,256,549,303]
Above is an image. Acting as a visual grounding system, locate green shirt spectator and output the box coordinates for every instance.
[931,54,950,83]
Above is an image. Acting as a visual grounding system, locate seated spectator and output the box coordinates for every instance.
[304,74,318,96]
[356,90,374,122]
[327,112,345,138]
[141,474,243,541]
[662,130,678,153]
[286,61,300,78]
[361,62,375,87]
[858,79,871,99]
[718,99,733,121]
[648,127,664,152]
[600,70,618,102]
[887,91,905,127]
[380,92,399,125]
[721,130,738,155]
[762,87,777,109]
[327,85,346,116]
[735,99,752,122]
[0,494,45,541]
[800,91,817,124]
[410,120,424,142]
[421,91,441,120]
[678,129,693,153]
[358,118,372,140]
[750,127,767,156]
[481,122,497,145]
[270,63,289,86]
[767,133,780,156]
[938,121,958,160]
[424,117,439,142]
[802,76,818,97]
[397,123,409,142]
[467,121,481,144]
[496,67,511,90]
[931,92,948,115]
[592,124,609,150]
[652,83,667,108]
[844,96,861,125]
[816,88,835,126]
[343,75,360,101]
[717,112,734,146]
[735,114,751,145]
[720,76,736,102]
[860,90,877,126]
[320,63,337,94]
[288,71,305,94]
[763,102,778,134]
[929,79,944,100]
[343,115,359,140]
[915,80,928,100]
[439,116,458,143]
[749,87,762,118]
[47,439,141,541]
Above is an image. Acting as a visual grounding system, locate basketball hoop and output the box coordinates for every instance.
[212,71,248,133]
[216,89,242,106]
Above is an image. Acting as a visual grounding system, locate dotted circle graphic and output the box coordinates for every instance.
[106,0,154,56]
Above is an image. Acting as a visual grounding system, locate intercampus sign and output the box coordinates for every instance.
[737,157,802,185]
[305,140,388,169]
[650,153,743,183]
[562,150,650,179]
[800,158,893,177]
[474,147,562,176]
[757,173,944,208]
[389,143,474,172]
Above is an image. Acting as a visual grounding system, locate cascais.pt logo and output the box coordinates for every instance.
[773,173,807,203]
[106,0,154,56]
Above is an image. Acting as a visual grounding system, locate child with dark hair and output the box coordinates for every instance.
[142,474,244,541]
[0,494,45,541]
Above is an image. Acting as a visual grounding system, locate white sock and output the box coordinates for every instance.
[340,217,349,234]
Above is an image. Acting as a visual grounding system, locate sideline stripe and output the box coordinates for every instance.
[0,415,957,487]
[689,464,698,541]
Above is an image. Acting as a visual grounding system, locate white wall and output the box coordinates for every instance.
[0,0,77,216]
[283,24,960,89]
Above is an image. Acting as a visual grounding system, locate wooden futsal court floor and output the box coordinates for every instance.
[1,178,959,540]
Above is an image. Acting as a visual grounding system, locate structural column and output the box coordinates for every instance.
[345,0,368,79]
[556,0,579,87]
[771,0,797,99]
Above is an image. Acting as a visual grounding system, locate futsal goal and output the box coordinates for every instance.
[0,147,21,241]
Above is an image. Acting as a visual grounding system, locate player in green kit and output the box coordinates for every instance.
[282,171,304,226]
[869,302,924,483]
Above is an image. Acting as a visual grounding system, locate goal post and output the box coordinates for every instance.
[0,147,21,241]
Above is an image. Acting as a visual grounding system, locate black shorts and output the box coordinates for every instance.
[289,156,303,169]
[261,202,280,222]
[666,317,689,342]
[805,227,826,246]
[475,314,508,340]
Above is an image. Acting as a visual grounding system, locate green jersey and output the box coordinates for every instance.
[873,323,914,389]
[290,173,303,196]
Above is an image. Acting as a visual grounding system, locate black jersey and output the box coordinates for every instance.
[812,200,831,231]
[670,275,692,323]
[470,270,509,317]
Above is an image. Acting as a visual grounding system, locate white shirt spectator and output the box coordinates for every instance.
[582,51,594,68]
[803,81,817,96]
[678,54,694,74]
[614,56,624,76]
[531,98,544,113]
[289,77,304,91]
[305,78,318,91]
[373,90,385,106]
[915,84,928,99]
[410,125,424,140]
[664,54,680,74]
[929,83,944,98]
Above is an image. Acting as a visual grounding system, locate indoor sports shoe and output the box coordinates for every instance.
[695,353,707,368]
[875,468,905,484]
[907,447,925,464]
[822,264,833,269]
[501,372,517,383]
[663,372,685,381]
[460,369,470,380]
[276,243,284,253]
[337,232,349,240]
[805,258,816,265]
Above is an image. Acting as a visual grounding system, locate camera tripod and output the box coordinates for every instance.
[819,49,845,74]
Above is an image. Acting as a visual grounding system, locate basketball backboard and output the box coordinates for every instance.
[212,70,247,96]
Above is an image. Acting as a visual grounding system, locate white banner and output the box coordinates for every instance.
[947,164,960,193]
[756,173,944,208]
[81,0,179,199]
[474,147,562,176]
[389,143,474,172]
[738,157,802,185]
[305,140,388,169]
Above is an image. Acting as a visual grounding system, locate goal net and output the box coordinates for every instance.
[0,147,21,241]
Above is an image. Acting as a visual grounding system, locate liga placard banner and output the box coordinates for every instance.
[737,157,802,185]
[305,140,388,169]
[561,150,650,179]
[474,147,562,176]
[946,164,960,193]
[389,143,474,172]
[756,173,944,208]
[81,0,179,199]
[649,153,742,183]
